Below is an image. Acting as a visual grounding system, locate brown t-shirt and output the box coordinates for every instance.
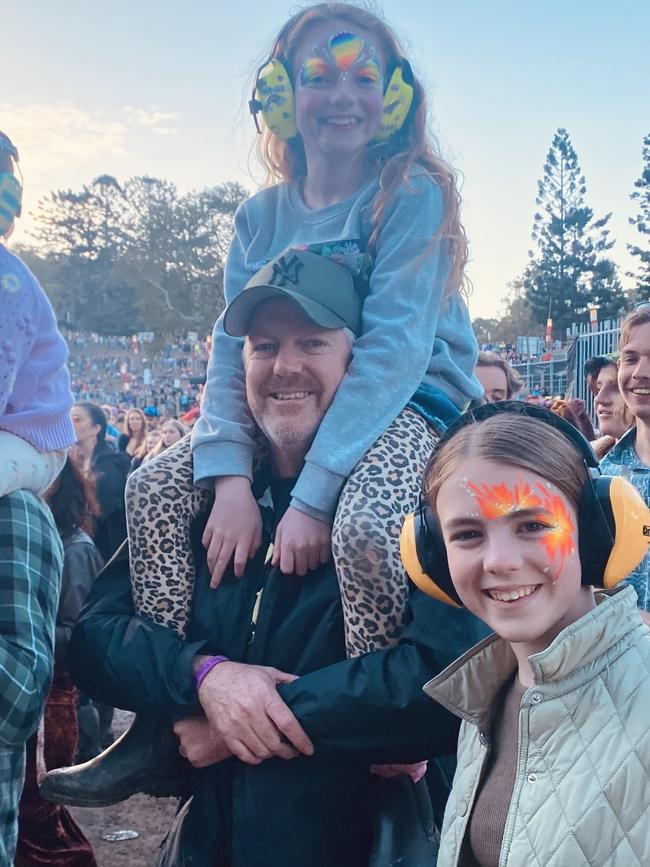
[461,675,527,867]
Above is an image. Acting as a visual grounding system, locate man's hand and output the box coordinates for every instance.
[640,609,650,627]
[197,660,314,765]
[202,476,263,589]
[272,506,331,575]
[174,716,232,768]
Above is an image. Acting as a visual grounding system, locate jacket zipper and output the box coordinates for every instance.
[248,588,264,646]
[246,543,274,656]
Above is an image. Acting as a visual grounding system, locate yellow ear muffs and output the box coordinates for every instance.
[250,57,414,144]
[372,61,415,144]
[251,59,298,140]
[0,172,22,236]
[601,476,650,588]
[402,474,650,606]
[400,510,462,607]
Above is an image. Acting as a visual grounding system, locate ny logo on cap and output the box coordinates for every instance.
[270,255,303,288]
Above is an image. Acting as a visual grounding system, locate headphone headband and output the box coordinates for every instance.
[249,23,414,143]
[432,400,600,471]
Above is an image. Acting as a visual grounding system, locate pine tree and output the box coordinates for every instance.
[628,133,650,297]
[522,128,625,336]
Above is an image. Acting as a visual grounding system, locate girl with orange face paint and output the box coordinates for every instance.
[421,408,650,867]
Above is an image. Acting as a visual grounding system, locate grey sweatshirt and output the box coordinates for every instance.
[192,171,482,521]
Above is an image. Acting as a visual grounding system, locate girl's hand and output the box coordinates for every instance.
[174,716,232,768]
[272,506,331,575]
[370,762,428,784]
[203,476,262,588]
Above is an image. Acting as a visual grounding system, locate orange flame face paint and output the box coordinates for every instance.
[467,481,542,519]
[467,479,576,576]
[535,484,576,576]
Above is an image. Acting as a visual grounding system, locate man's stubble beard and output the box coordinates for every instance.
[257,417,318,463]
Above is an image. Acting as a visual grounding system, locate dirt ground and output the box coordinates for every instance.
[69,711,179,867]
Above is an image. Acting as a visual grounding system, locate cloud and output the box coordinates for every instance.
[0,102,179,183]
[1,102,129,178]
[1,101,180,241]
[122,107,178,134]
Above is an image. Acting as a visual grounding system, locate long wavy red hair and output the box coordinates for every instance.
[253,2,468,294]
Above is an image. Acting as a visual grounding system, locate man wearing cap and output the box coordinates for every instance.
[53,251,485,867]
[223,248,363,335]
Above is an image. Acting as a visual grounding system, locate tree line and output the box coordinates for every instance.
[19,175,247,335]
[18,128,650,341]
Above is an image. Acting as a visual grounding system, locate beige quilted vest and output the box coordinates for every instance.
[425,586,650,867]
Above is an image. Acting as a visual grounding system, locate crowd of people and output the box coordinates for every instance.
[1,4,649,866]
[66,339,206,416]
[478,344,545,365]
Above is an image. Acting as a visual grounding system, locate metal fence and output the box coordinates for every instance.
[566,318,622,411]
[510,318,622,419]
[512,355,568,397]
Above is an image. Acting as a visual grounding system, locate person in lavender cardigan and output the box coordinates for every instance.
[0,128,75,867]
[0,130,76,496]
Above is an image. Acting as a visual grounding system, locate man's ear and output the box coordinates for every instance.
[241,338,251,366]
[342,327,355,364]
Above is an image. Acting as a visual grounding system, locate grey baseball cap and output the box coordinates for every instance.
[223,248,363,337]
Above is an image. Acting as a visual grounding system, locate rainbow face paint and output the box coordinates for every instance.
[467,479,576,576]
[299,57,330,87]
[329,31,364,70]
[298,31,383,89]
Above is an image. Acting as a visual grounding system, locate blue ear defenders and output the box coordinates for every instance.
[0,132,23,236]
[400,401,650,606]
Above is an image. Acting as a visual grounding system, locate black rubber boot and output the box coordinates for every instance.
[39,712,191,807]
[75,700,101,763]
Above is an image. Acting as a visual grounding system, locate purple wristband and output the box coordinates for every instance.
[194,655,229,691]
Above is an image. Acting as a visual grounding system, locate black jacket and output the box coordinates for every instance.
[55,528,104,661]
[90,440,130,561]
[68,479,488,867]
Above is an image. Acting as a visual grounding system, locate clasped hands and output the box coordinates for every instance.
[174,658,428,785]
[174,659,314,768]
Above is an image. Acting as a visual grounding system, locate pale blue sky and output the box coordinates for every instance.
[3,0,648,318]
